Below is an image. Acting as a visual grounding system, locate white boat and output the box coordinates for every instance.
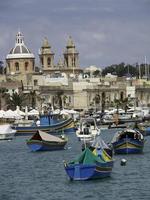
[76,117,100,141]
[0,124,16,140]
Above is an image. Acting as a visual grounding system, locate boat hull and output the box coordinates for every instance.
[64,161,113,181]
[13,118,75,136]
[0,133,15,140]
[112,138,144,154]
[27,140,67,151]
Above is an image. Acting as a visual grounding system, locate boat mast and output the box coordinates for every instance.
[138,63,141,79]
[82,120,86,149]
[145,56,147,79]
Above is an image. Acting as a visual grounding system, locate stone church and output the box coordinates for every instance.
[6,31,82,77]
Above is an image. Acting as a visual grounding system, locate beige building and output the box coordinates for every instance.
[2,31,150,111]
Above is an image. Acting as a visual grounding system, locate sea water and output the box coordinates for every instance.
[0,129,150,200]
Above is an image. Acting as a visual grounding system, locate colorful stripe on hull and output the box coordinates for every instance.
[13,118,75,136]
[64,162,113,181]
[113,138,144,154]
[27,140,67,151]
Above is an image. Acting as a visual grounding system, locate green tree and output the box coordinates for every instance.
[121,97,130,112]
[113,97,131,113]
[93,94,100,111]
[29,90,37,108]
[102,62,139,77]
[7,92,25,110]
[101,92,105,113]
[93,70,101,77]
[53,91,64,109]
[56,91,64,109]
[114,98,122,113]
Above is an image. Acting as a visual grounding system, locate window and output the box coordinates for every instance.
[25,62,29,71]
[15,62,19,71]
[41,58,43,66]
[120,91,124,100]
[32,60,35,71]
[34,80,38,86]
[69,96,71,103]
[47,58,51,67]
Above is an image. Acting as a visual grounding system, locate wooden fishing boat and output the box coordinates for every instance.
[12,117,75,136]
[26,130,68,151]
[111,129,144,154]
[64,147,113,181]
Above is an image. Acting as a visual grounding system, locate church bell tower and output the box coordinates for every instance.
[39,38,55,73]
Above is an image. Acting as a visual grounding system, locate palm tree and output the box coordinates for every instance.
[7,92,25,110]
[63,95,68,108]
[56,91,64,109]
[101,92,105,113]
[29,90,37,109]
[94,94,100,111]
[114,97,131,113]
[114,98,122,113]
[121,97,130,113]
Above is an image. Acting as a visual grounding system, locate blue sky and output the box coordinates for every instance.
[0,0,150,68]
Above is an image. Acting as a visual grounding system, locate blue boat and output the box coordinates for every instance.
[12,117,75,136]
[64,147,113,181]
[26,130,68,151]
[111,129,144,154]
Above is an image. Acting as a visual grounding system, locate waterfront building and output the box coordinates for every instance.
[0,31,150,111]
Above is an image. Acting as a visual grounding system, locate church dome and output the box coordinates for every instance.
[6,31,35,59]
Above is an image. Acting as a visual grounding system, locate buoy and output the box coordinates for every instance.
[120,158,127,166]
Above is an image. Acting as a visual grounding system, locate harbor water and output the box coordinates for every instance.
[0,129,150,200]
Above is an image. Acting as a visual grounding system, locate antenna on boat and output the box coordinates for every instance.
[83,129,87,149]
